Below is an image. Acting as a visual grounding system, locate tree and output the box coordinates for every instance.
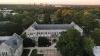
[57,29,95,56]
[4,14,13,21]
[54,9,74,24]
[22,49,30,56]
[38,37,51,47]
[21,33,36,47]
[30,49,37,56]
[81,14,99,35]
[73,10,99,35]
[12,14,23,25]
[42,13,51,24]
[23,38,36,47]
[21,33,27,39]
[0,13,4,21]
[82,37,95,56]
[0,21,22,35]
[22,15,34,29]
[91,28,100,45]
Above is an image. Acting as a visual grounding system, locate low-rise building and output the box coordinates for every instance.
[0,8,18,16]
[0,33,23,56]
[24,22,83,41]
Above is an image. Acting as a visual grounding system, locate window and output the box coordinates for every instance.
[48,32,50,34]
[45,32,47,34]
[40,32,42,34]
[2,52,7,56]
[33,33,35,34]
[30,33,33,35]
[56,32,59,35]
[38,32,40,34]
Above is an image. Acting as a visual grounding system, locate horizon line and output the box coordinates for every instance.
[0,3,100,6]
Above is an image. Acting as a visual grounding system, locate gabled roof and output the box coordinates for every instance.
[0,33,23,50]
[32,22,74,30]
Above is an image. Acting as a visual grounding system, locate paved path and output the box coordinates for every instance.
[24,43,58,56]
[28,48,33,56]
[24,47,35,56]
[24,47,58,56]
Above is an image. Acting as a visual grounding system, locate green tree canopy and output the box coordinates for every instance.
[23,38,36,47]
[0,21,22,35]
[57,29,95,56]
[54,9,74,24]
[38,37,51,47]
[91,28,100,45]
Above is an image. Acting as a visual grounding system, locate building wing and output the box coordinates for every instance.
[32,23,73,30]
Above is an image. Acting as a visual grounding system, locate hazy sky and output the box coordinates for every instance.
[0,0,100,5]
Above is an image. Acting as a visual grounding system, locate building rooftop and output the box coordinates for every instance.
[32,22,74,30]
[0,33,23,50]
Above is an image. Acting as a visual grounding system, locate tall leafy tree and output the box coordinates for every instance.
[0,21,21,35]
[23,38,36,47]
[73,10,99,35]
[0,13,4,21]
[43,13,51,24]
[91,28,100,45]
[55,9,74,24]
[38,37,51,47]
[57,29,95,56]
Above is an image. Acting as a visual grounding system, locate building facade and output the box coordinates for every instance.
[24,22,83,41]
[0,33,23,56]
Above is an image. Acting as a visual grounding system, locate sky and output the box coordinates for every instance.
[0,0,100,5]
